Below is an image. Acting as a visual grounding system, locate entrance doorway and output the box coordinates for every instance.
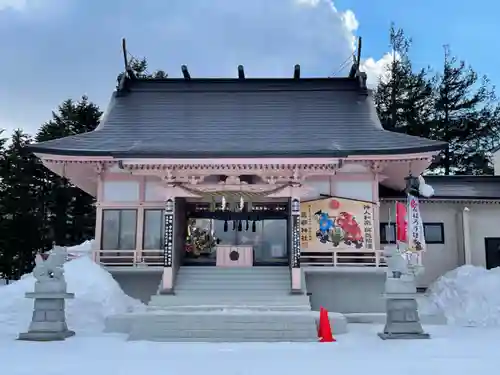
[182,202,290,266]
[484,237,500,269]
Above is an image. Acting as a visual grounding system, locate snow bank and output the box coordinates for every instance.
[424,265,500,327]
[0,254,145,334]
[55,240,94,259]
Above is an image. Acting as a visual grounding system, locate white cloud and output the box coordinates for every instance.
[360,52,394,87]
[0,0,392,136]
[360,51,403,88]
[0,0,68,14]
[0,0,27,11]
[141,0,388,79]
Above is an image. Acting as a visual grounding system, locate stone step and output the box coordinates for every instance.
[175,280,291,291]
[145,266,310,342]
[175,276,290,284]
[130,337,314,343]
[149,294,311,307]
[175,267,291,287]
[174,285,291,293]
[178,266,289,274]
[175,275,290,283]
[146,305,312,312]
[126,311,319,342]
[177,270,290,276]
[131,311,317,323]
[105,311,349,337]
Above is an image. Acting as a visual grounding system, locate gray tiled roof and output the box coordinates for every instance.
[380,176,500,200]
[29,77,446,158]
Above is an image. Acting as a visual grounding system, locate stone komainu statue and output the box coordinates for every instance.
[33,246,68,293]
[383,246,408,279]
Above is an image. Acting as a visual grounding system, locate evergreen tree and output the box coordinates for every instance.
[375,24,434,137]
[36,96,102,246]
[0,130,45,279]
[430,46,500,175]
[117,56,168,84]
[0,129,9,280]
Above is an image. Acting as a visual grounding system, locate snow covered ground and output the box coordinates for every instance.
[0,324,497,375]
[0,242,499,375]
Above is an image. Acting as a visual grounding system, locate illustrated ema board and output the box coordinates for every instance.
[300,197,375,252]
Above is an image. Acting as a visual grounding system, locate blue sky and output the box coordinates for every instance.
[0,0,497,137]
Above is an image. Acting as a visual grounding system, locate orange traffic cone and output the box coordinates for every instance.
[318,306,336,342]
[318,306,324,336]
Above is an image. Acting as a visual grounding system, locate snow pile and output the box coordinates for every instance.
[0,255,145,334]
[424,265,500,327]
[51,240,95,260]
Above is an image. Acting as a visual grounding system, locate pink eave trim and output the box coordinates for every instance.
[103,173,143,182]
[334,173,373,181]
[35,153,114,162]
[120,158,342,165]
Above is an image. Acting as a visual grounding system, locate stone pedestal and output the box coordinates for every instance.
[378,276,430,340]
[18,281,75,341]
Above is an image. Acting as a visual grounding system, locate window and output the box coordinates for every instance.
[380,222,444,245]
[424,223,445,244]
[101,210,137,250]
[380,222,396,244]
[143,209,165,250]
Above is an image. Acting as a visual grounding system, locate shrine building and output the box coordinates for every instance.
[27,63,500,315]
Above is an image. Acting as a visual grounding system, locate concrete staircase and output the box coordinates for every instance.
[149,266,311,310]
[123,267,318,342]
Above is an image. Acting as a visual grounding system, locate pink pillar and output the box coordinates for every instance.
[94,207,103,263]
[135,208,145,265]
[93,173,104,263]
[372,173,380,250]
[135,177,146,264]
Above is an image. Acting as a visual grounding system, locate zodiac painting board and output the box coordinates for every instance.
[300,197,375,252]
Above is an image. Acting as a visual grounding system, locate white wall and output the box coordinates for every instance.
[379,201,464,287]
[493,150,500,176]
[301,178,332,201]
[144,179,164,201]
[380,200,500,286]
[301,176,374,202]
[102,180,140,202]
[467,205,500,267]
[334,180,373,202]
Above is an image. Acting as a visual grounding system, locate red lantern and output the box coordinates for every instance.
[329,199,340,210]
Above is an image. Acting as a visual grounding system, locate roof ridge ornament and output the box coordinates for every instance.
[348,36,363,79]
[116,38,135,94]
[122,38,136,80]
[181,65,191,80]
[358,71,367,90]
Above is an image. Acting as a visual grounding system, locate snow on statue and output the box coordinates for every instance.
[383,246,409,279]
[418,175,434,198]
[33,246,68,292]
